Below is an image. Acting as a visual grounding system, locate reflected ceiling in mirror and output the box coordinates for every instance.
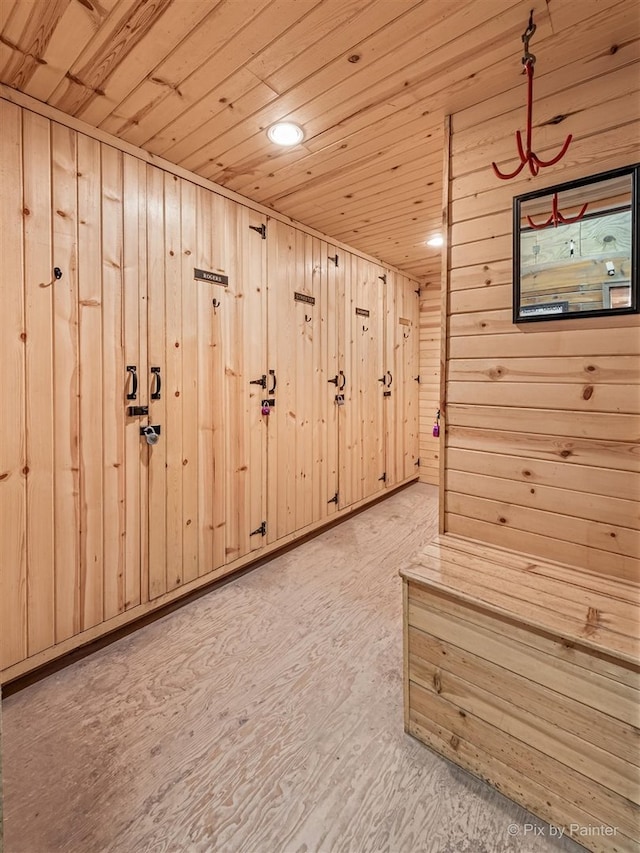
[513,166,639,322]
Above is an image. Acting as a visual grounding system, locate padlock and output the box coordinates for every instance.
[432,423,440,438]
[261,402,271,416]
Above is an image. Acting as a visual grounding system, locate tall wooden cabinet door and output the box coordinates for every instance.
[402,275,420,480]
[339,255,386,509]
[266,221,337,544]
[146,179,267,600]
[383,271,401,489]
[216,201,267,564]
[384,272,420,488]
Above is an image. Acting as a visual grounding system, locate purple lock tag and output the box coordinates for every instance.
[261,403,270,416]
[432,423,440,437]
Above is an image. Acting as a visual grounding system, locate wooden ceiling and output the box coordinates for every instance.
[0,0,636,277]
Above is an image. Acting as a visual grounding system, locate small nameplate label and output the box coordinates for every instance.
[194,268,229,286]
[294,292,315,305]
[355,307,370,317]
[399,317,411,326]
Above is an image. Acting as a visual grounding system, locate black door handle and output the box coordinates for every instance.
[151,367,162,400]
[386,371,393,387]
[339,370,346,390]
[126,365,138,400]
[268,369,277,394]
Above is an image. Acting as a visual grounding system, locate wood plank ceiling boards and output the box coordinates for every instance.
[2,0,636,279]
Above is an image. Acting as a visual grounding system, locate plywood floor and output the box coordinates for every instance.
[2,483,582,853]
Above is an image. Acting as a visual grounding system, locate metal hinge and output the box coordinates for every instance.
[328,254,339,267]
[250,521,267,536]
[378,472,387,482]
[415,458,420,466]
[414,287,420,296]
[414,375,420,383]
[378,273,387,284]
[328,492,339,504]
[249,224,267,239]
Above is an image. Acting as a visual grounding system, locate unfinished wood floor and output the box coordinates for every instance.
[2,483,582,853]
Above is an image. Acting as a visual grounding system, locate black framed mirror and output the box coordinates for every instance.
[513,165,639,323]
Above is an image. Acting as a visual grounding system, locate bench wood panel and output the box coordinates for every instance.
[402,534,640,853]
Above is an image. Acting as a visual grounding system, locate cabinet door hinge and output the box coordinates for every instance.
[249,223,267,239]
[378,273,387,284]
[378,472,387,483]
[328,253,339,267]
[414,375,420,383]
[250,521,267,536]
[328,492,339,504]
[415,458,420,466]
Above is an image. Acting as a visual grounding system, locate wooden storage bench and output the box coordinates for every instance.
[401,535,639,853]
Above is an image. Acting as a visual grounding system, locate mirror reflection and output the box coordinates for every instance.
[514,168,637,321]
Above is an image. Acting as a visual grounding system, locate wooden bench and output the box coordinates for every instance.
[401,534,640,853]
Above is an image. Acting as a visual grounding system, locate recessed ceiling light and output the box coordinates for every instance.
[427,234,444,247]
[267,122,305,146]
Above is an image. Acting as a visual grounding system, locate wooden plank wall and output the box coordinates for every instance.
[419,260,441,486]
[442,56,640,577]
[0,95,420,682]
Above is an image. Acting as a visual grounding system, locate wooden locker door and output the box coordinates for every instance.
[217,200,267,564]
[147,179,267,600]
[384,270,401,489]
[266,221,337,544]
[402,275,420,480]
[384,272,420,488]
[339,255,386,509]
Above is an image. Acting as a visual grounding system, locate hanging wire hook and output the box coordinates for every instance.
[491,11,573,180]
[521,10,536,66]
[526,192,589,229]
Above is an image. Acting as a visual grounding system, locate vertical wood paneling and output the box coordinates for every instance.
[245,209,267,551]
[51,121,80,642]
[220,196,238,564]
[122,153,146,610]
[195,186,214,576]
[101,144,126,620]
[210,194,228,570]
[338,252,354,509]
[23,110,55,656]
[404,275,420,480]
[77,133,104,630]
[163,172,183,591]
[0,100,27,668]
[384,270,399,488]
[267,220,297,542]
[180,179,198,583]
[146,164,167,599]
[325,242,339,515]
[1,96,422,677]
[418,262,441,486]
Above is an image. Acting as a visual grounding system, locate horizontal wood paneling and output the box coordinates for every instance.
[441,48,640,576]
[402,536,640,850]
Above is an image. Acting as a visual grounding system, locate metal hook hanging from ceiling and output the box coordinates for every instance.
[491,11,573,180]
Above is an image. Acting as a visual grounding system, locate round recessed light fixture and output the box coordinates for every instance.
[427,234,444,247]
[267,122,305,146]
